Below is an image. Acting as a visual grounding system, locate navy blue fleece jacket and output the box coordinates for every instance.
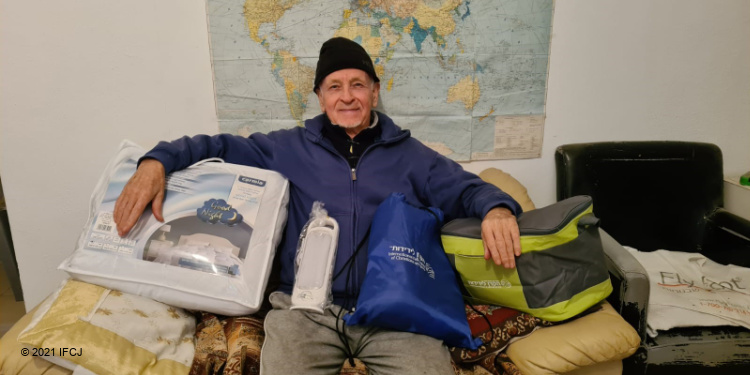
[143,112,521,304]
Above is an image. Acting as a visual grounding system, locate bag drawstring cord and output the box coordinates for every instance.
[467,302,495,346]
[332,227,370,368]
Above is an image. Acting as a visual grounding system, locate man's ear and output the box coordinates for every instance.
[371,82,380,108]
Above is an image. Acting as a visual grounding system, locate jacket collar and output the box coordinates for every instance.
[304,111,409,144]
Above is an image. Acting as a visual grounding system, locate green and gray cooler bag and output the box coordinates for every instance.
[441,195,612,321]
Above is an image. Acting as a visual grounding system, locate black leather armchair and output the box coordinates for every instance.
[555,141,750,374]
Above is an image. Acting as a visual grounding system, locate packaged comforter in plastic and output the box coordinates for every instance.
[59,140,289,315]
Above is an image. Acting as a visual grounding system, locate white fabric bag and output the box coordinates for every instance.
[626,247,750,337]
[59,140,289,315]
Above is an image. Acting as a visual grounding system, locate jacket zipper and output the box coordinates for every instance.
[349,165,357,302]
[312,129,409,302]
[311,136,360,302]
[348,134,409,297]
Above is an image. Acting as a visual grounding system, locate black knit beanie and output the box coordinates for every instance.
[314,37,380,91]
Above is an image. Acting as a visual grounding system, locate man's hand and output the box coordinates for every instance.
[481,207,521,268]
[113,159,166,237]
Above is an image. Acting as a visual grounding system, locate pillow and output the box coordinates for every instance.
[17,279,195,375]
[0,306,72,375]
[58,140,290,316]
[478,168,535,212]
[450,304,552,366]
[505,301,640,374]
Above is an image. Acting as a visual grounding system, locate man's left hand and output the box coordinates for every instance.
[481,207,521,268]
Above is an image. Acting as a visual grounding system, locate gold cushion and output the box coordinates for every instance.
[478,168,536,212]
[506,302,640,374]
[15,279,195,375]
[0,305,72,375]
[567,360,622,375]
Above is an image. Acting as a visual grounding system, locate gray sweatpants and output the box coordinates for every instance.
[260,292,455,375]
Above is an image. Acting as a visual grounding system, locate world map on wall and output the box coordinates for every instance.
[206,0,553,160]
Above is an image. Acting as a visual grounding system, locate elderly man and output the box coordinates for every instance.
[114,37,521,375]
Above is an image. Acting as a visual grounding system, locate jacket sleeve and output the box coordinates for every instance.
[424,153,522,221]
[139,133,276,174]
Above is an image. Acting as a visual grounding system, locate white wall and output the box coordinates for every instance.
[2,0,749,309]
[463,1,750,194]
[0,0,218,309]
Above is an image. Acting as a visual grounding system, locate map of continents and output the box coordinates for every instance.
[207,0,553,160]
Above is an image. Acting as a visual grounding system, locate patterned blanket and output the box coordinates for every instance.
[188,304,551,375]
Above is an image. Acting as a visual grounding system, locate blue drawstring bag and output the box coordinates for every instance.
[343,193,482,350]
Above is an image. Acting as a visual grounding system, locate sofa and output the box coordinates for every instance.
[0,168,641,375]
[555,141,750,374]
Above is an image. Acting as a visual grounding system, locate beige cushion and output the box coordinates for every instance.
[0,305,72,375]
[478,168,536,212]
[567,360,622,375]
[506,302,640,374]
[16,279,195,375]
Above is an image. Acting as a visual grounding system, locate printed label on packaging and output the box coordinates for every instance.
[92,212,118,234]
[83,159,269,278]
[227,175,266,226]
[87,213,136,255]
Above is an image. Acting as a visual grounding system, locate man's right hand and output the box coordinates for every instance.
[114,159,166,237]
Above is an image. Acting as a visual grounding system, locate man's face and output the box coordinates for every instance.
[317,68,380,136]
